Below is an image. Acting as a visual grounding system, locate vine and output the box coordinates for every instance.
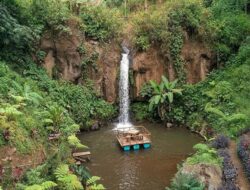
[168,10,186,83]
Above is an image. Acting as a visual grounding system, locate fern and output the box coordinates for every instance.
[226,113,247,123]
[55,164,83,190]
[41,181,57,189]
[166,173,205,190]
[24,181,57,190]
[87,176,105,190]
[0,103,23,121]
[54,164,69,179]
[89,184,106,190]
[205,103,225,118]
[86,176,101,186]
[205,103,247,124]
[68,135,88,149]
[186,143,222,166]
[25,184,43,190]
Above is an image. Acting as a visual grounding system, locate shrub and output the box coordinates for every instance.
[0,5,35,63]
[237,136,250,181]
[212,135,230,149]
[217,149,237,183]
[22,62,117,129]
[135,35,150,51]
[166,173,205,190]
[80,6,122,41]
[131,102,154,121]
[140,82,153,100]
[186,143,222,166]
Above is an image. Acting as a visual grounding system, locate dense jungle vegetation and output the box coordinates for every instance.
[0,0,250,189]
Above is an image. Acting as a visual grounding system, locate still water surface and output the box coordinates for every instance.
[79,123,201,190]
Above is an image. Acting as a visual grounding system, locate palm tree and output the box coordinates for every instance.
[149,76,182,120]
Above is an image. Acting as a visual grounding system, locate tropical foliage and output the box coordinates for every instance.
[186,143,222,166]
[166,173,205,190]
[148,76,182,120]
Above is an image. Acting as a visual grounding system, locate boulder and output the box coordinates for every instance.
[181,163,223,190]
[90,121,100,131]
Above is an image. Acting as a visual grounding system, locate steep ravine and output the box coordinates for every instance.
[40,20,214,102]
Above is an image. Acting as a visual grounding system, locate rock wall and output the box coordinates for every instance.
[40,20,214,102]
[132,47,167,98]
[85,42,121,103]
[131,37,214,98]
[182,38,214,84]
[41,19,83,81]
[40,19,120,103]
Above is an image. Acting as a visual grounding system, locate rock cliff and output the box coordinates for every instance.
[39,20,214,103]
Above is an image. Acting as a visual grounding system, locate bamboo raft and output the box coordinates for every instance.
[114,126,151,151]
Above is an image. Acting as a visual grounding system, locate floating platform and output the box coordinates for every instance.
[114,126,151,151]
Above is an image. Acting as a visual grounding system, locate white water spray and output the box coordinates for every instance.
[116,48,132,129]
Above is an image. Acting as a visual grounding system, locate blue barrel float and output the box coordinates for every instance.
[123,146,130,151]
[133,144,140,150]
[143,143,151,149]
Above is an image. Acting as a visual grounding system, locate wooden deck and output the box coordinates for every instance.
[114,126,151,150]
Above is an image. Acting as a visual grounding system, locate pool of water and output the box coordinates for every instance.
[78,122,202,190]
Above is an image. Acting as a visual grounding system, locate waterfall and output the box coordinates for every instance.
[116,47,132,129]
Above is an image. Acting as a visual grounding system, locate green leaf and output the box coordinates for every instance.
[149,98,155,111]
[41,181,57,189]
[172,88,183,94]
[149,80,160,94]
[154,95,161,105]
[68,135,88,149]
[87,176,101,185]
[167,92,173,103]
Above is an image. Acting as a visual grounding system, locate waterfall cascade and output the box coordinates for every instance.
[116,47,133,129]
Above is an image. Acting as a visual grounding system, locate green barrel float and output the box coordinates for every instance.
[133,144,140,150]
[123,146,130,151]
[143,143,151,149]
